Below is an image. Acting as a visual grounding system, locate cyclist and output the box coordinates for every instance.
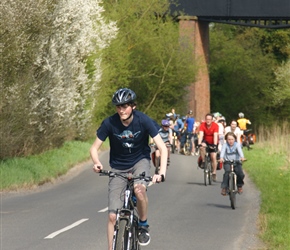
[165,110,176,129]
[220,132,245,196]
[151,119,172,166]
[192,120,200,155]
[90,88,167,249]
[197,113,219,181]
[237,112,251,131]
[173,114,184,153]
[217,116,226,152]
[180,110,195,155]
[224,120,242,145]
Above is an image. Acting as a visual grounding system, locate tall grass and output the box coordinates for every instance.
[256,121,290,164]
[243,121,290,250]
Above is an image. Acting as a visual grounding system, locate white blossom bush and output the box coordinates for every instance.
[1,0,53,157]
[31,0,117,143]
[0,0,117,157]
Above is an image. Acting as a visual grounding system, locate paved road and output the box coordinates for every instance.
[1,150,263,250]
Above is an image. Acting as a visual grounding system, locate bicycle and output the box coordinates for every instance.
[171,131,178,154]
[223,160,243,209]
[203,145,214,186]
[181,133,192,155]
[150,143,171,174]
[99,170,153,250]
[192,133,199,155]
[241,129,256,150]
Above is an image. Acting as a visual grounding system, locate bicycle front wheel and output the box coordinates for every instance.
[229,174,236,209]
[154,157,160,174]
[114,219,130,250]
[132,216,141,250]
[208,162,213,185]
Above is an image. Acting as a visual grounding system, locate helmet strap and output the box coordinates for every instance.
[122,110,133,121]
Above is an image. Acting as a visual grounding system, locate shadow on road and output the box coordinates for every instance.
[206,203,233,210]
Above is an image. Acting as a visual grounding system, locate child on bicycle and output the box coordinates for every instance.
[220,132,245,196]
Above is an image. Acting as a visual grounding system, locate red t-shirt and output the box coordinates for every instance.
[199,122,219,144]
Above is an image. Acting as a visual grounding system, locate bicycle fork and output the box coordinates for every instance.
[112,212,134,250]
[229,165,237,193]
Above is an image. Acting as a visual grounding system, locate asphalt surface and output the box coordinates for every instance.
[1,150,265,250]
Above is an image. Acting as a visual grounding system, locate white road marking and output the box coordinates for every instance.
[98,207,108,212]
[44,218,89,239]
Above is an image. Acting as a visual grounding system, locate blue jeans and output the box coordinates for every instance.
[221,162,245,189]
[180,132,193,151]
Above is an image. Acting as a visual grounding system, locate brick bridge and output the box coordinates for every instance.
[173,0,290,121]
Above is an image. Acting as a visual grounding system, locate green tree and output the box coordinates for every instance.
[259,29,290,62]
[271,59,290,118]
[91,0,197,124]
[210,24,289,126]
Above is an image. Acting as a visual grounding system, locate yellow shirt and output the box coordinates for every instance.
[237,118,250,130]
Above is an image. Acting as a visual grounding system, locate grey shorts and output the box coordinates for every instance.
[108,158,151,214]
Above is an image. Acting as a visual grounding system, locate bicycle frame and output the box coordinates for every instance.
[204,146,213,186]
[182,133,192,155]
[171,131,177,154]
[100,170,152,250]
[241,129,255,150]
[224,160,240,209]
[150,143,171,174]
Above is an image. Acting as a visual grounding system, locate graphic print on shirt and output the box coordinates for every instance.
[114,130,141,151]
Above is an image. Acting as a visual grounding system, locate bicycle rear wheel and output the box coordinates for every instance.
[114,219,130,250]
[229,173,236,209]
[183,142,189,155]
[171,138,175,154]
[154,156,160,174]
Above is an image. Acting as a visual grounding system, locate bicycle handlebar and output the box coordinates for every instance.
[150,143,172,148]
[99,170,153,182]
[223,159,247,164]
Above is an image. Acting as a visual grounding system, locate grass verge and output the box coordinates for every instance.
[0,139,109,191]
[243,123,289,250]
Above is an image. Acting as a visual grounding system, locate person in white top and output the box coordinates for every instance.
[224,120,242,144]
[216,116,226,152]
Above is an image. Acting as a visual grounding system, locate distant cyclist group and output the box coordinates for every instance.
[90,87,253,249]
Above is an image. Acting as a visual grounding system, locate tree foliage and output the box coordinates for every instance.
[91,0,197,124]
[209,24,290,127]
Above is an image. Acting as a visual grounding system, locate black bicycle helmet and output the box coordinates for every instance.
[112,88,136,105]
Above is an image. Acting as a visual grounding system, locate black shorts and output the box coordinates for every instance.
[202,141,217,153]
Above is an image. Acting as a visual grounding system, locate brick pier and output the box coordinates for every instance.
[179,17,210,121]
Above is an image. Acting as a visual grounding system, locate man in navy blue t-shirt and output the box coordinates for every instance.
[90,88,167,249]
